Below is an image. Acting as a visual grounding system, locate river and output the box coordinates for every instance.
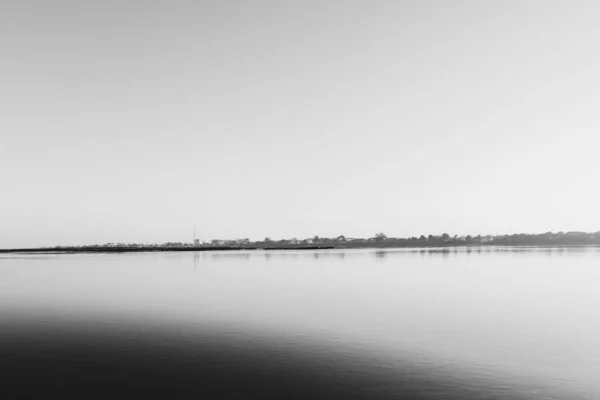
[1,247,599,399]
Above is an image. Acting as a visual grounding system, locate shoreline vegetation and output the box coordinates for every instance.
[2,231,600,254]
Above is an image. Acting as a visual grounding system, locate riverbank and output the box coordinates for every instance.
[1,243,599,254]
[0,245,337,254]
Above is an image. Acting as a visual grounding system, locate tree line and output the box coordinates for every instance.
[92,231,600,249]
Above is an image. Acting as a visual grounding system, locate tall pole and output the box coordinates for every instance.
[194,225,196,245]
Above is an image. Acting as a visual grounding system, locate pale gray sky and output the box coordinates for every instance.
[2,1,600,247]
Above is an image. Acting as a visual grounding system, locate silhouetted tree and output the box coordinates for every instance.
[374,233,387,242]
[419,235,427,241]
[441,233,451,241]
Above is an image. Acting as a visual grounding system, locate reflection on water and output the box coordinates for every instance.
[1,316,546,400]
[2,247,600,399]
[375,251,387,259]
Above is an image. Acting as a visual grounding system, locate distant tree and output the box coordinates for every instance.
[441,233,450,241]
[427,234,435,241]
[374,233,387,242]
[264,237,272,243]
[419,235,427,241]
[466,235,473,241]
[313,236,320,243]
[336,235,346,242]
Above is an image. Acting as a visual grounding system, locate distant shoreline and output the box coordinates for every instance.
[2,244,599,254]
[0,245,335,254]
[4,231,599,254]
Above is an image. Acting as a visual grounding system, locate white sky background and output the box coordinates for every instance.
[1,1,600,247]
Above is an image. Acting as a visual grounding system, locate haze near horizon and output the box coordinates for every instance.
[2,1,600,248]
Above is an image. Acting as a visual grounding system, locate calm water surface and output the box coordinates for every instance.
[2,247,600,399]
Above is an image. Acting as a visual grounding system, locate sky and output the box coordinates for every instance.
[2,1,600,247]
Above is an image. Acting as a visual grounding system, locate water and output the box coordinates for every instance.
[1,247,600,399]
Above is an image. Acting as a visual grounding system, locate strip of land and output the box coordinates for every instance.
[0,246,337,254]
[2,231,600,254]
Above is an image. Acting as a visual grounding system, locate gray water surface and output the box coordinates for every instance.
[1,247,599,399]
